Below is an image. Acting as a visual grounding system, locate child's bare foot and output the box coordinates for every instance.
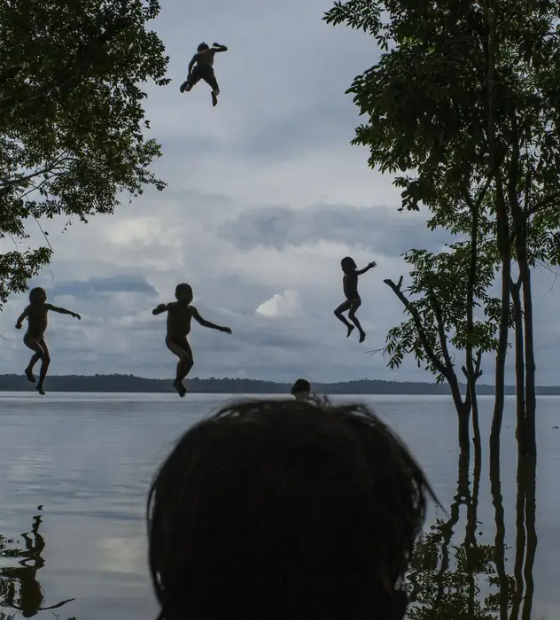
[25,367,35,383]
[36,384,45,395]
[212,91,218,106]
[346,325,355,338]
[173,379,187,397]
[359,331,366,343]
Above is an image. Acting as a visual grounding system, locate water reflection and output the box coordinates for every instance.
[408,450,538,619]
[0,506,74,618]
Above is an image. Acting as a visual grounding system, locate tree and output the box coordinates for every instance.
[324,0,560,458]
[0,0,169,307]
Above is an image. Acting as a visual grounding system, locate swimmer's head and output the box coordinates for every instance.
[197,42,209,52]
[148,397,436,620]
[341,256,357,273]
[29,287,47,305]
[175,283,193,304]
[291,378,311,402]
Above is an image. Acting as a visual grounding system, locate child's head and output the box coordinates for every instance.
[29,287,47,305]
[290,378,311,401]
[197,42,209,52]
[341,256,357,273]
[175,283,193,304]
[147,398,434,620]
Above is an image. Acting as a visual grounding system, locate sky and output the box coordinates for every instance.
[1,0,560,384]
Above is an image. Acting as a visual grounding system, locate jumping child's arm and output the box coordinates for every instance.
[212,43,228,52]
[190,306,232,333]
[188,55,197,74]
[152,303,169,316]
[15,306,29,329]
[355,261,377,276]
[46,304,81,319]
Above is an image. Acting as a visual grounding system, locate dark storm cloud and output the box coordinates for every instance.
[51,276,158,298]
[218,204,453,256]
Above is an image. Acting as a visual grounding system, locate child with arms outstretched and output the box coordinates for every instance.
[15,287,81,395]
[334,257,376,343]
[179,42,228,107]
[152,283,232,397]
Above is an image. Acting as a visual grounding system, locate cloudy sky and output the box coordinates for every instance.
[1,0,560,384]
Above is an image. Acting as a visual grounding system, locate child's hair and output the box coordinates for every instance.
[197,42,209,51]
[29,287,46,303]
[291,378,311,394]
[341,256,357,272]
[175,283,192,296]
[147,397,435,620]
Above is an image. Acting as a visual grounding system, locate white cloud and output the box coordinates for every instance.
[256,289,301,318]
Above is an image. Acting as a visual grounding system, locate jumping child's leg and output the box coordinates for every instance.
[165,338,190,397]
[180,71,201,93]
[35,339,51,395]
[179,340,194,382]
[348,300,366,342]
[23,337,45,383]
[204,71,220,107]
[334,301,354,337]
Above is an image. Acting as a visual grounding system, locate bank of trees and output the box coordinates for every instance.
[0,0,169,307]
[325,0,560,459]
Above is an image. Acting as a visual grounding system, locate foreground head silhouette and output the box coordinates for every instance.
[291,377,311,401]
[147,397,434,620]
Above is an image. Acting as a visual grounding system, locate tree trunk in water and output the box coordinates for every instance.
[510,278,528,456]
[490,451,508,620]
[521,456,537,620]
[486,0,510,460]
[490,219,511,459]
[458,404,471,457]
[519,256,537,457]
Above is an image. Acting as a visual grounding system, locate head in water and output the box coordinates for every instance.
[29,287,47,305]
[197,42,209,52]
[291,378,311,402]
[147,397,435,620]
[175,283,193,304]
[341,256,357,274]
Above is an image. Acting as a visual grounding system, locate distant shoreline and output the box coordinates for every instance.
[1,374,559,395]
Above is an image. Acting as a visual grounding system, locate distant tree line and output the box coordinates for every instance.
[0,374,559,395]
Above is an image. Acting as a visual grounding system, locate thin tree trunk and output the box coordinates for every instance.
[519,255,537,456]
[510,276,527,455]
[486,0,511,459]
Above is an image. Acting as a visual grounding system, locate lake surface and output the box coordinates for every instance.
[0,392,558,620]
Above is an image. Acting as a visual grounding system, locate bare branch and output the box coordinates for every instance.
[383,277,448,376]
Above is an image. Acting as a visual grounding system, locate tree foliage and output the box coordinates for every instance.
[0,0,170,306]
[325,0,560,455]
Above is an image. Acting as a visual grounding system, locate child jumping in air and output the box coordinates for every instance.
[334,257,376,343]
[15,287,81,395]
[179,42,228,107]
[152,283,232,397]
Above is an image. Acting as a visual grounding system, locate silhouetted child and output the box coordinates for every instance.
[15,287,81,395]
[290,378,311,401]
[147,397,435,620]
[334,256,376,343]
[152,283,232,397]
[179,42,228,107]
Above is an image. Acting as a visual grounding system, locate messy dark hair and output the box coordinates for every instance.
[147,397,435,620]
[197,42,209,51]
[291,378,311,394]
[341,256,357,271]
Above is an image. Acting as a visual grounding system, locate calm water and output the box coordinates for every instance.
[0,393,558,620]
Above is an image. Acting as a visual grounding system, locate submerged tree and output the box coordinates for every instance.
[0,0,170,307]
[325,0,560,458]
